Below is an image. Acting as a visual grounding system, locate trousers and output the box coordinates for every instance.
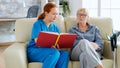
[71,39,102,68]
[27,47,69,68]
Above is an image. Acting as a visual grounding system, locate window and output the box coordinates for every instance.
[82,0,120,31]
[82,0,98,17]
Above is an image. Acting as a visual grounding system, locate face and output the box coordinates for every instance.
[45,7,58,22]
[77,9,88,23]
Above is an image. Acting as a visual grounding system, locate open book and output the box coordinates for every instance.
[36,31,77,48]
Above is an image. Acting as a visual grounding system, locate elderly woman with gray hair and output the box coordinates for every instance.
[69,8,104,68]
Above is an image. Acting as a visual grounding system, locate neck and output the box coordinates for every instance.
[79,22,87,27]
[78,22,88,32]
[43,18,50,27]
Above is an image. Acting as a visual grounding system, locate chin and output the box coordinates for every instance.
[50,20,54,22]
[52,19,56,21]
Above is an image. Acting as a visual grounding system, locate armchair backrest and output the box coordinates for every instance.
[15,18,37,42]
[15,15,65,42]
[64,16,113,40]
[15,16,113,42]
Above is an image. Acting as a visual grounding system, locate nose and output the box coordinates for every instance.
[54,15,58,19]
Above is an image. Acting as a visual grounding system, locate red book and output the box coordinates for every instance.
[36,31,77,48]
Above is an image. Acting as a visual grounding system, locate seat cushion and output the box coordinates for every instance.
[28,59,113,68]
[71,59,113,68]
[28,61,72,68]
[28,62,42,68]
[101,59,113,68]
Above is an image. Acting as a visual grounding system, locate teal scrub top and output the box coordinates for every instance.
[27,19,60,48]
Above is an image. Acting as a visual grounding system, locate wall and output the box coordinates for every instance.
[69,0,82,16]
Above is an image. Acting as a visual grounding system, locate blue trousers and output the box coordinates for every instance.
[27,47,69,68]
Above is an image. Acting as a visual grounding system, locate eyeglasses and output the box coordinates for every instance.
[77,14,87,17]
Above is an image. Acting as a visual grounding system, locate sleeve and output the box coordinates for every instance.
[94,26,103,49]
[31,22,41,39]
[68,27,75,34]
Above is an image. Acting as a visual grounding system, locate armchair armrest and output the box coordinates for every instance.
[3,43,28,68]
[116,41,120,68]
[102,40,113,59]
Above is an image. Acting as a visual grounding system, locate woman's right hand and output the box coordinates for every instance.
[56,44,60,49]
[51,44,60,50]
[34,38,38,43]
[52,46,56,49]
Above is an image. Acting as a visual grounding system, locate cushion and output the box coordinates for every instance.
[64,16,113,40]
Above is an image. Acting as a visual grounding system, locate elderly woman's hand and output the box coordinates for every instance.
[90,42,99,50]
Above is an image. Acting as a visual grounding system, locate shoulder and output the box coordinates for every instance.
[70,24,78,29]
[69,24,78,32]
[50,22,59,27]
[32,19,44,28]
[34,19,43,25]
[88,23,99,30]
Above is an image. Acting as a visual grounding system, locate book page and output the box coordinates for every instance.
[60,33,69,34]
[41,31,59,35]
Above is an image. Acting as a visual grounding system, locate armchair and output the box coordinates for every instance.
[3,15,119,68]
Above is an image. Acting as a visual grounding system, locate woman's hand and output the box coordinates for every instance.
[52,46,57,49]
[34,38,38,43]
[56,44,60,49]
[91,42,99,50]
[51,44,60,50]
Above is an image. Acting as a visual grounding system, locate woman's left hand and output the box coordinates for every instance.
[56,44,60,50]
[91,42,99,50]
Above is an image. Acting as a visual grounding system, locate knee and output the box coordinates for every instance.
[51,49,60,58]
[80,39,89,43]
[60,50,69,58]
[58,51,69,63]
[79,39,90,51]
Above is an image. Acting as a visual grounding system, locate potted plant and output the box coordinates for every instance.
[60,1,70,17]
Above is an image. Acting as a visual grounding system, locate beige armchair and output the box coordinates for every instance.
[3,15,118,68]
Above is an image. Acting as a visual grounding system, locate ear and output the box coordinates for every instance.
[44,12,49,16]
[86,16,90,22]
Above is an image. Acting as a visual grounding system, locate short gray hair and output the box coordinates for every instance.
[77,8,89,16]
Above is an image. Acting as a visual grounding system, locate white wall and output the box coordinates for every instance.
[69,0,82,16]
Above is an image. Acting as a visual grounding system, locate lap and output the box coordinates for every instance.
[27,47,68,62]
[70,39,101,61]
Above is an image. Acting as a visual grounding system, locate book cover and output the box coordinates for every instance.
[58,33,77,48]
[36,32,77,48]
